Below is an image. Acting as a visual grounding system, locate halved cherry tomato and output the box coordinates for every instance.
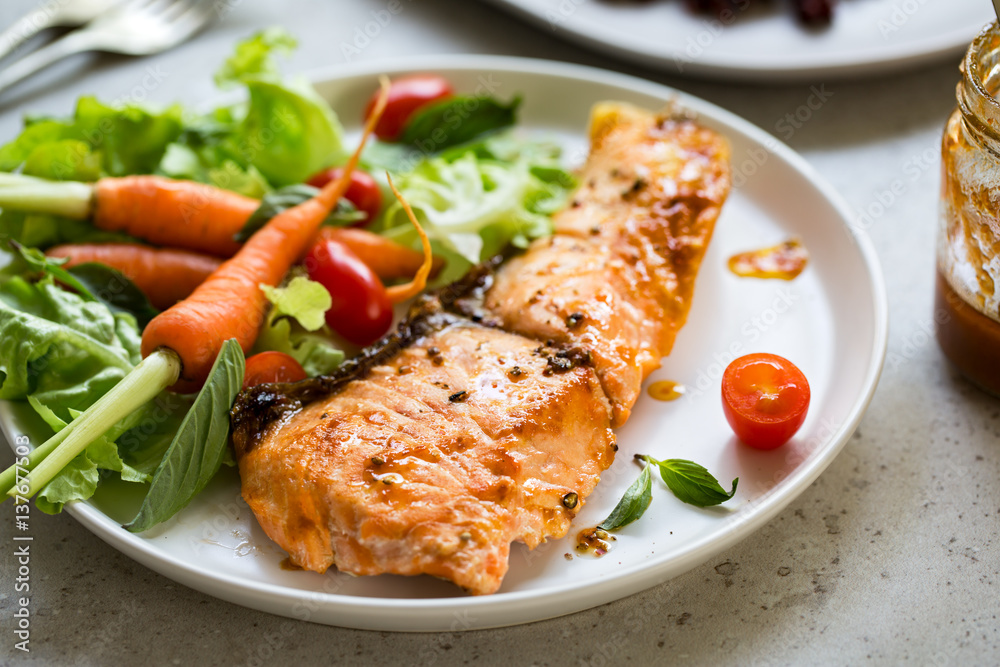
[306,167,382,226]
[304,237,393,346]
[721,353,810,450]
[242,351,307,390]
[364,74,453,141]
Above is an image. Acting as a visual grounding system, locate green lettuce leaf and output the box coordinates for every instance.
[238,77,345,186]
[377,132,575,283]
[0,276,167,511]
[253,275,343,376]
[214,26,297,88]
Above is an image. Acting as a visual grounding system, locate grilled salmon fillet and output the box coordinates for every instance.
[231,103,730,595]
[486,103,730,426]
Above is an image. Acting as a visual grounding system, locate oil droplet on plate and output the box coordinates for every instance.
[728,238,809,280]
[647,380,685,401]
[576,527,616,558]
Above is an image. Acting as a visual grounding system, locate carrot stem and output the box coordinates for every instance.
[3,349,181,502]
[0,172,93,219]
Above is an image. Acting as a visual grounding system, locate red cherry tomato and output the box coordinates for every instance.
[306,167,382,226]
[242,351,308,390]
[364,74,454,141]
[721,353,811,450]
[304,238,393,346]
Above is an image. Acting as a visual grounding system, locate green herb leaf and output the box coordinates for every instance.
[234,184,364,243]
[124,339,245,533]
[67,263,159,329]
[599,462,653,531]
[11,241,96,301]
[642,455,738,508]
[400,95,522,153]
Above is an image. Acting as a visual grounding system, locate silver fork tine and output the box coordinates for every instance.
[161,0,199,22]
[0,0,215,100]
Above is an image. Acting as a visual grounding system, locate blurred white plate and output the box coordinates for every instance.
[1,56,887,631]
[482,0,991,81]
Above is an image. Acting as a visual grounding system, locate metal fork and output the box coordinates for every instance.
[0,0,215,97]
[0,0,127,63]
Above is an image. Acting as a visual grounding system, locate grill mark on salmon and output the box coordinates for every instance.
[230,103,731,595]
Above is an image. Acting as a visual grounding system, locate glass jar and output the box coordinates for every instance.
[937,22,1000,397]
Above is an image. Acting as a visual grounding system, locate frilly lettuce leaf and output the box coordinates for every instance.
[254,276,343,376]
[214,26,298,88]
[376,132,575,283]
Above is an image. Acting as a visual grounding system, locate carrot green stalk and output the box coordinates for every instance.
[0,172,93,218]
[2,76,391,504]
[4,350,181,500]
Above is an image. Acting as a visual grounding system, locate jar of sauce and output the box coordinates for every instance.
[937,23,1000,397]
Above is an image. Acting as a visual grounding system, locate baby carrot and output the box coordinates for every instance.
[92,176,258,257]
[141,77,391,392]
[47,243,222,309]
[3,78,391,503]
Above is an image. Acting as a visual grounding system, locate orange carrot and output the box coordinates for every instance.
[46,243,222,310]
[140,77,391,392]
[92,176,258,258]
[383,174,434,304]
[311,227,444,282]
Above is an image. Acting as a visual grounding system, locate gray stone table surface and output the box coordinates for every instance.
[0,0,998,665]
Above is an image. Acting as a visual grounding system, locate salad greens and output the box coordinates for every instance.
[124,339,244,533]
[400,95,521,152]
[0,26,576,530]
[254,275,343,376]
[376,133,575,283]
[0,275,145,512]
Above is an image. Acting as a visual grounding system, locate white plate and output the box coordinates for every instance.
[1,56,887,631]
[482,0,992,81]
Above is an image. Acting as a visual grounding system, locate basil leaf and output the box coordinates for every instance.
[234,184,364,243]
[400,95,521,152]
[646,456,738,508]
[67,263,159,329]
[599,462,652,531]
[124,339,245,532]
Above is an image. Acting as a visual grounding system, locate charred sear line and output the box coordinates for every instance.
[229,254,596,456]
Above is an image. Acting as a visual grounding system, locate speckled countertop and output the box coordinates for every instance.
[0,0,998,664]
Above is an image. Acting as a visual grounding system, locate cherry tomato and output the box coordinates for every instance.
[721,353,811,450]
[304,238,393,346]
[242,351,308,390]
[364,74,454,141]
[306,167,382,226]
